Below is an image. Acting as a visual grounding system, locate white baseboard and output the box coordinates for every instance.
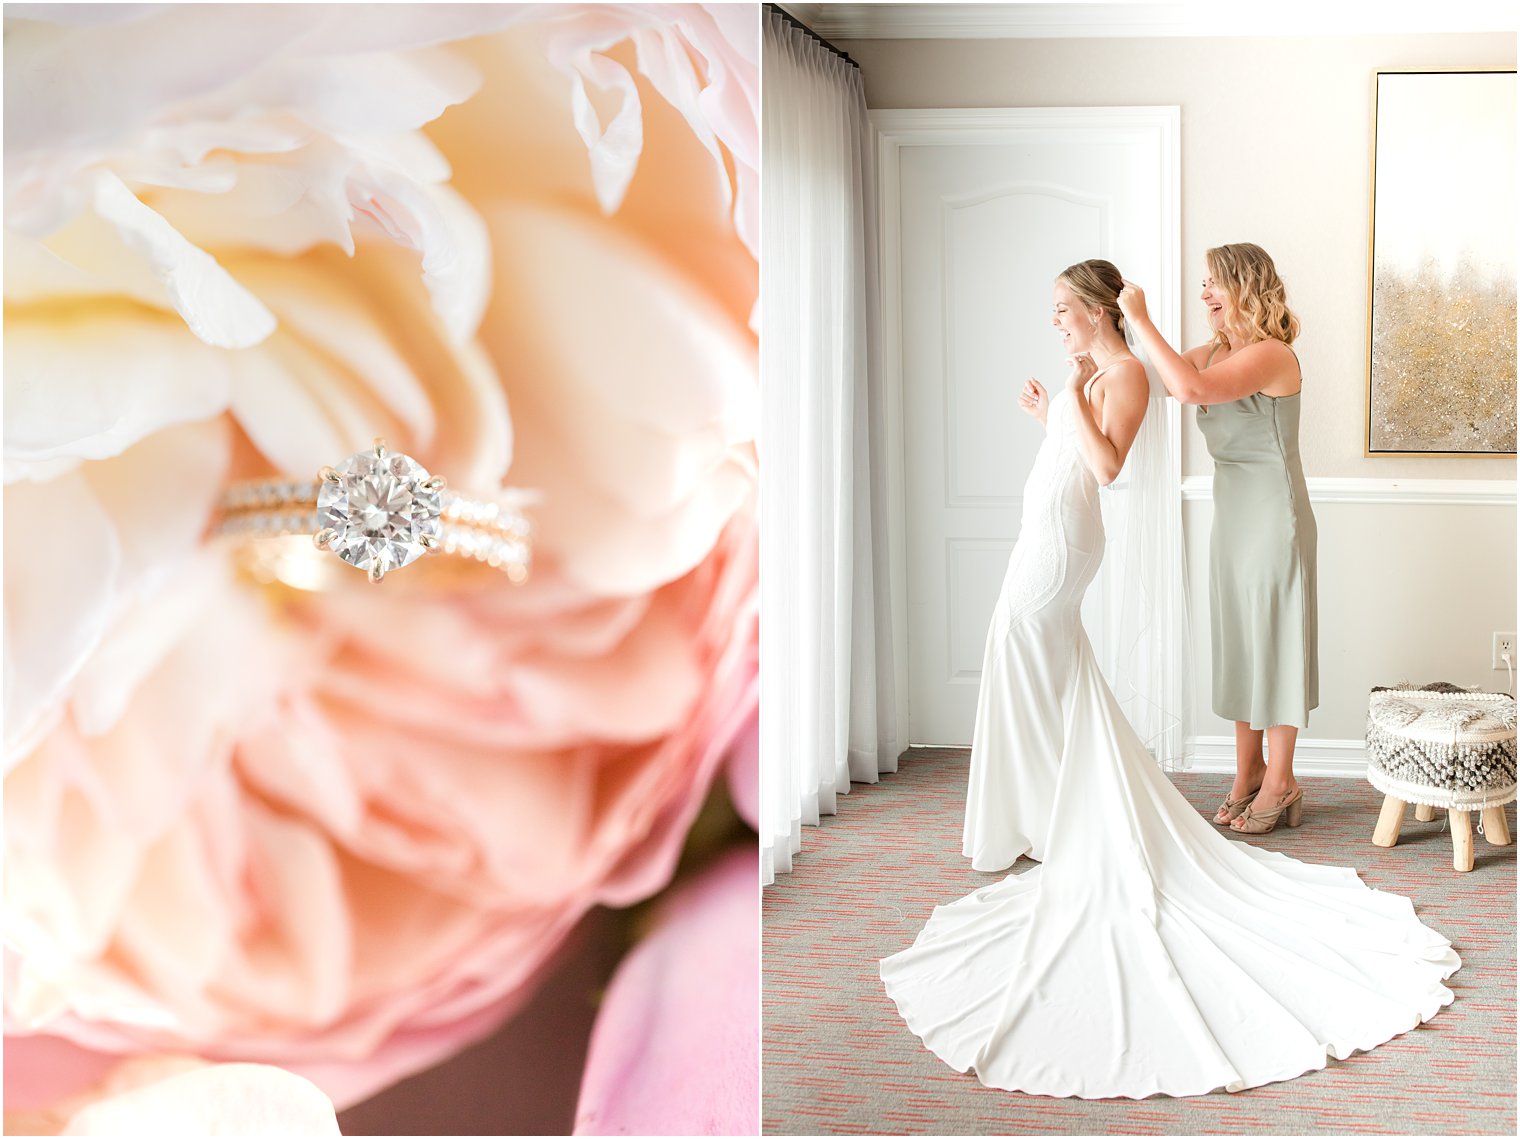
[1188,736,1367,778]
[1181,475,1515,505]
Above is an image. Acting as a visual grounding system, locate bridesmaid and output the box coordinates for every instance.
[1118,243,1317,833]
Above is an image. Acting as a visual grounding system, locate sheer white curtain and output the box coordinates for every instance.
[759,9,899,885]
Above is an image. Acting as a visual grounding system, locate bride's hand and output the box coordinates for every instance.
[1018,378,1049,423]
[1065,353,1097,392]
[1117,279,1147,324]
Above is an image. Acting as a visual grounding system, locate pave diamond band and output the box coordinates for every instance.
[216,440,531,586]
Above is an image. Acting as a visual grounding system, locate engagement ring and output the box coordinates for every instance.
[215,439,531,588]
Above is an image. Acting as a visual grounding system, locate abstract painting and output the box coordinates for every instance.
[1366,69,1517,455]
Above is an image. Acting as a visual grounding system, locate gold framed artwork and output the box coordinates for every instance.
[1365,68,1517,456]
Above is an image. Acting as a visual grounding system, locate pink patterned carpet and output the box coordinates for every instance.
[763,749,1517,1135]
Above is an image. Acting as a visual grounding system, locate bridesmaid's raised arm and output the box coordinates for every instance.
[1117,279,1299,404]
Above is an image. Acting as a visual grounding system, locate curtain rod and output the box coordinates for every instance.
[765,3,860,70]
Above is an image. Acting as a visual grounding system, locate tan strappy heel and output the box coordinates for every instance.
[1213,788,1259,826]
[1230,787,1304,834]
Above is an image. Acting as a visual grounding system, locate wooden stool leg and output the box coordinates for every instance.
[1414,802,1437,822]
[1373,795,1406,847]
[1449,809,1474,872]
[1481,805,1512,846]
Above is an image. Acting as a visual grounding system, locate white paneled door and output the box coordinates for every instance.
[876,108,1179,745]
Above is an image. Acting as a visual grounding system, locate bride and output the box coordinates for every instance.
[961,259,1151,872]
[881,259,1460,1098]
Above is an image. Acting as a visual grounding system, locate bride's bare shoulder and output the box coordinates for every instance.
[1096,356,1148,398]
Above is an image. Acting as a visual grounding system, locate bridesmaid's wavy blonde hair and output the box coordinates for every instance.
[1207,243,1300,347]
[1058,259,1126,336]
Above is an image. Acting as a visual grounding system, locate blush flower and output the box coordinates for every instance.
[574,846,759,1136]
[3,1,757,1119]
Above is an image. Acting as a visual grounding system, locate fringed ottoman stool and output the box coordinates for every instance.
[1368,684,1516,871]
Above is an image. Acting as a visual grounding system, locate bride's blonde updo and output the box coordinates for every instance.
[1058,259,1126,336]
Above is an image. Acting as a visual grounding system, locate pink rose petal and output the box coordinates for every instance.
[725,702,759,830]
[574,846,758,1136]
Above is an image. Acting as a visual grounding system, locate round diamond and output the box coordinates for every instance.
[317,447,442,577]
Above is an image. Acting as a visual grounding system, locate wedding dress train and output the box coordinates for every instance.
[882,381,1459,1098]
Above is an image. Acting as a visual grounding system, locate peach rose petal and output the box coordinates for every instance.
[429,25,608,219]
[83,171,276,349]
[395,179,494,343]
[552,462,754,601]
[234,46,481,140]
[158,145,494,343]
[2,234,109,309]
[314,592,706,750]
[144,136,431,260]
[229,258,439,451]
[488,200,751,433]
[77,419,229,598]
[2,10,304,182]
[3,6,506,162]
[2,308,233,478]
[4,740,149,988]
[68,519,239,739]
[431,17,757,331]
[5,423,227,760]
[695,2,760,257]
[2,475,122,762]
[5,563,297,999]
[340,243,514,487]
[3,418,231,758]
[573,846,759,1136]
[534,7,756,247]
[8,9,504,341]
[194,804,355,1034]
[480,199,754,596]
[560,31,646,214]
[219,247,510,484]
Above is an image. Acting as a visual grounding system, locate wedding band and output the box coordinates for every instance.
[215,438,532,588]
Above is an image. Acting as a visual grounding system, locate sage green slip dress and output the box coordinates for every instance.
[1197,346,1319,729]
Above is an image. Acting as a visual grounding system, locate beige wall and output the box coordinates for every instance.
[849,31,1519,742]
[1186,497,1517,741]
[845,31,1517,479]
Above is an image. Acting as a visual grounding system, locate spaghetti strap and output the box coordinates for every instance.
[1082,361,1130,401]
[1204,342,1223,367]
[1085,355,1138,392]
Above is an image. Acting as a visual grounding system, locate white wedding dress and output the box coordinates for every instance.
[881,377,1461,1098]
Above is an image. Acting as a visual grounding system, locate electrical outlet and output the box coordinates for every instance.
[1494,632,1516,670]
